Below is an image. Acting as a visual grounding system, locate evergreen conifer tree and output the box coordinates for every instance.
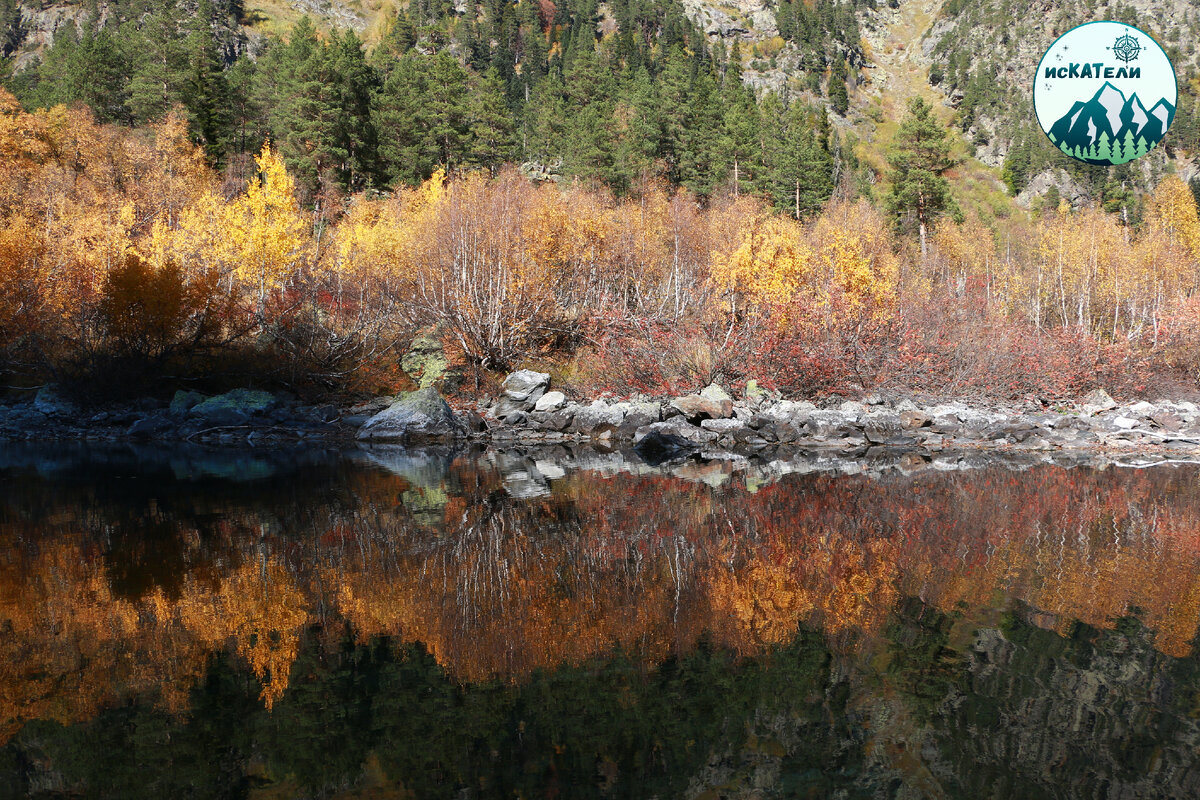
[886,96,959,258]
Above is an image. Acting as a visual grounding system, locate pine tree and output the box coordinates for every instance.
[377,51,472,184]
[466,68,516,174]
[719,80,759,197]
[678,68,725,197]
[326,29,379,189]
[762,100,832,217]
[611,65,660,193]
[828,57,849,116]
[127,9,188,124]
[184,1,233,164]
[886,96,959,258]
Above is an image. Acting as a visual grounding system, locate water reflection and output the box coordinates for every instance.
[3,443,1200,797]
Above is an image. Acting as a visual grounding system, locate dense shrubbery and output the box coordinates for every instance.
[1,89,1199,403]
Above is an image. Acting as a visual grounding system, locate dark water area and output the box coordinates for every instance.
[3,443,1200,799]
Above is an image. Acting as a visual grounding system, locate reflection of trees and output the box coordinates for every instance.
[6,455,1200,743]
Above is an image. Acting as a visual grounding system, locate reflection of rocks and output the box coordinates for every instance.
[918,609,1200,800]
[356,445,459,523]
[471,442,1200,499]
[0,440,348,482]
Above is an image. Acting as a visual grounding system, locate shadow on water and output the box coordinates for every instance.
[3,442,1200,798]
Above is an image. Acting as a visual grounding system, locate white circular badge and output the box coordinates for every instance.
[1034,21,1177,166]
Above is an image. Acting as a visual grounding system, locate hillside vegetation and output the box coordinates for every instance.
[2,0,1200,404]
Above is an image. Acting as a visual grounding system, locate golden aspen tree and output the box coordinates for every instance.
[1146,175,1200,260]
[228,143,309,311]
[710,215,813,315]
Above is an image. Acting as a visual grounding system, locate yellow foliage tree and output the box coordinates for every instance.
[1146,175,1200,260]
[710,215,813,315]
[229,144,309,308]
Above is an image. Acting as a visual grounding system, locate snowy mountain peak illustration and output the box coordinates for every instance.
[1046,82,1175,165]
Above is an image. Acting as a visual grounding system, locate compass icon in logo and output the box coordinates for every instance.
[1110,31,1142,63]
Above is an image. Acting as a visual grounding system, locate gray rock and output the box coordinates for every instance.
[1128,400,1156,416]
[1082,388,1117,413]
[490,396,528,419]
[838,400,866,417]
[357,387,465,441]
[502,370,550,404]
[571,402,624,435]
[534,391,566,412]
[670,394,732,421]
[306,404,340,423]
[700,418,744,433]
[1151,411,1183,432]
[34,386,77,417]
[862,415,916,446]
[197,408,250,427]
[127,414,174,437]
[346,396,395,416]
[615,402,660,437]
[699,383,733,404]
[498,408,528,425]
[900,410,932,429]
[802,410,858,441]
[464,410,488,433]
[545,409,574,431]
[1112,416,1139,430]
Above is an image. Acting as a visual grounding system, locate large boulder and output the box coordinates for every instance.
[502,370,550,405]
[570,402,624,435]
[614,401,661,437]
[670,393,732,422]
[699,383,733,404]
[33,386,77,417]
[1082,388,1117,413]
[534,391,567,412]
[127,413,175,438]
[191,389,276,427]
[357,388,465,442]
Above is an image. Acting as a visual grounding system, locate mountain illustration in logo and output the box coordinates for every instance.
[1046,82,1175,165]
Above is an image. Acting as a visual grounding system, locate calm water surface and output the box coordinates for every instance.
[3,443,1200,799]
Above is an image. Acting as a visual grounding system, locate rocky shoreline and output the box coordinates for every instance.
[5,370,1200,460]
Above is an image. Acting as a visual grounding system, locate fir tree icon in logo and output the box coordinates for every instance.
[1046,83,1174,165]
[1110,32,1142,63]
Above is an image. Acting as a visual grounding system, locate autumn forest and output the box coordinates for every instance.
[1,0,1200,405]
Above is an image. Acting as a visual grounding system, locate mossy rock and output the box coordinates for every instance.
[401,328,465,392]
[191,389,277,418]
[170,390,206,415]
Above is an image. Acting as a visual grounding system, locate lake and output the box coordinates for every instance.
[2,443,1200,799]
